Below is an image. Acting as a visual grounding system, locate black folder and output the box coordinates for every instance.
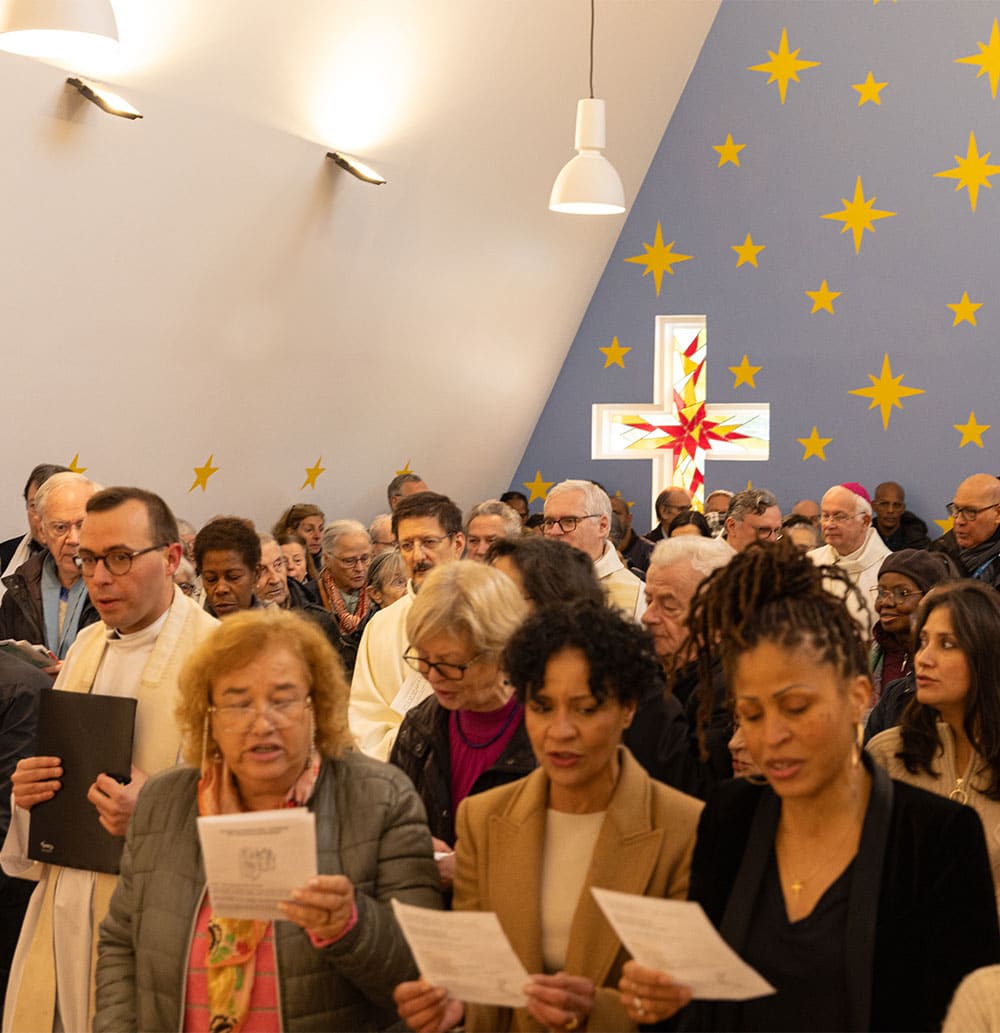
[28,691,137,874]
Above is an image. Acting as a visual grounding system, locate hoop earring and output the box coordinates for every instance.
[853,721,864,768]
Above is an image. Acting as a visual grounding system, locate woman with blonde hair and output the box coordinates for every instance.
[96,608,440,1032]
[390,561,532,891]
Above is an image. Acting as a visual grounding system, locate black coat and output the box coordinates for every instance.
[874,510,931,551]
[678,761,1000,1032]
[389,695,536,846]
[0,551,98,648]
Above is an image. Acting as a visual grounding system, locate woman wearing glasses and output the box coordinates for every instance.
[95,609,440,1032]
[390,561,532,894]
[868,580,1000,913]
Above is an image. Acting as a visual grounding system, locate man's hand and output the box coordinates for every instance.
[87,764,148,836]
[11,756,62,811]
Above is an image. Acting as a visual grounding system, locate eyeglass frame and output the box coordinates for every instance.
[208,695,312,732]
[397,534,453,555]
[331,552,372,567]
[541,514,602,533]
[402,651,484,681]
[74,543,169,577]
[946,502,1000,522]
[871,586,925,603]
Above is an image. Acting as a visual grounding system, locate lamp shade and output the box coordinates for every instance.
[549,98,625,215]
[0,0,119,65]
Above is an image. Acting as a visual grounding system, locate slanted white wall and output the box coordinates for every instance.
[0,0,719,534]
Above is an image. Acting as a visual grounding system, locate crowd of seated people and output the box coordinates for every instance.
[0,463,999,1031]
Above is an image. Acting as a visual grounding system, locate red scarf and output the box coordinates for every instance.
[319,568,369,634]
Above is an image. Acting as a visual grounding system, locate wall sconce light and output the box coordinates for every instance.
[549,0,625,215]
[326,151,386,186]
[0,0,119,66]
[67,75,141,118]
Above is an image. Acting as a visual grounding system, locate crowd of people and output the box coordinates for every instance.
[1,462,1000,1031]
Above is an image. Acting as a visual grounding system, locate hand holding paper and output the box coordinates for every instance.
[393,981,464,1033]
[280,873,355,940]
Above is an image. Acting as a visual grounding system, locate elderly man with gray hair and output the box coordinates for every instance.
[641,536,735,795]
[543,479,645,620]
[464,500,521,562]
[0,472,102,663]
[722,487,782,552]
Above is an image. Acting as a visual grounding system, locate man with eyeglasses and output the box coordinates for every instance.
[808,482,890,632]
[2,486,218,1033]
[872,481,930,552]
[722,488,782,553]
[0,472,101,665]
[350,491,465,760]
[0,464,69,605]
[543,480,645,620]
[930,473,1000,589]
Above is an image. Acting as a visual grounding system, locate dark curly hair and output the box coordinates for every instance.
[194,516,260,574]
[685,539,869,753]
[896,580,1000,800]
[503,600,661,706]
[484,536,603,611]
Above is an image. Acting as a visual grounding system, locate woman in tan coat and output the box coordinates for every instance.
[395,600,703,1032]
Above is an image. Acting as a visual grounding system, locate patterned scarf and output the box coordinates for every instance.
[196,749,321,1033]
[319,567,369,634]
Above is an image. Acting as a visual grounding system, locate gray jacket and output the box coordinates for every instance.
[95,753,441,1032]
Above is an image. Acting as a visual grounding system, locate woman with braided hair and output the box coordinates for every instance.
[618,539,999,1032]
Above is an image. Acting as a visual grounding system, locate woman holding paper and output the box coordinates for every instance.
[618,541,1000,1032]
[95,608,440,1033]
[394,600,703,1032]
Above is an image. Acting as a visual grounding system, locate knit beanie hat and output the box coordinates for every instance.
[878,549,959,592]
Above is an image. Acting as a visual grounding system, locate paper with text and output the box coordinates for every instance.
[591,887,775,1002]
[392,900,529,1008]
[197,808,316,920]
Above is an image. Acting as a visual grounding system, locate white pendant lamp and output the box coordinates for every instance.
[549,0,625,215]
[0,0,119,66]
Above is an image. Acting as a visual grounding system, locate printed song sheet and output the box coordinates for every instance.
[591,887,776,1002]
[392,900,529,1008]
[197,808,316,920]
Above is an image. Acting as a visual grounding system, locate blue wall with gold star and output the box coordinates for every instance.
[511,0,1000,537]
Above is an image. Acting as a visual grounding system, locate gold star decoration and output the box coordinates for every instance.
[67,452,87,474]
[523,470,554,504]
[797,426,832,461]
[189,454,219,493]
[395,459,413,476]
[821,176,896,254]
[729,354,762,388]
[599,337,631,369]
[713,133,745,168]
[848,353,925,430]
[934,131,1000,212]
[954,412,990,448]
[947,291,983,327]
[934,515,954,534]
[624,223,693,296]
[748,27,820,105]
[853,71,888,107]
[731,233,765,268]
[805,279,842,315]
[612,490,636,509]
[301,457,326,490]
[956,18,1000,99]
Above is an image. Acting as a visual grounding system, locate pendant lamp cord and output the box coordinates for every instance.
[589,0,595,98]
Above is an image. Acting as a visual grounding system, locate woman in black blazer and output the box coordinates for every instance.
[619,540,1000,1032]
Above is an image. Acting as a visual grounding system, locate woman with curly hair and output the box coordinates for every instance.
[395,600,703,1033]
[868,580,1000,911]
[95,609,440,1032]
[618,540,999,1032]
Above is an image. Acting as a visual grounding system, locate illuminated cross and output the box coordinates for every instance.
[591,315,770,516]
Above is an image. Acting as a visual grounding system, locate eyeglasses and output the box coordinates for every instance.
[210,696,311,732]
[946,502,1000,521]
[398,535,451,555]
[176,581,198,596]
[753,527,782,541]
[819,511,859,524]
[541,514,601,533]
[75,544,168,577]
[402,651,483,681]
[871,586,924,603]
[45,519,85,538]
[332,553,372,567]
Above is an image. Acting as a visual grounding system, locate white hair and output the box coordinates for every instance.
[34,472,101,520]
[823,484,872,520]
[545,480,612,522]
[466,499,522,538]
[649,536,733,580]
[320,519,369,558]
